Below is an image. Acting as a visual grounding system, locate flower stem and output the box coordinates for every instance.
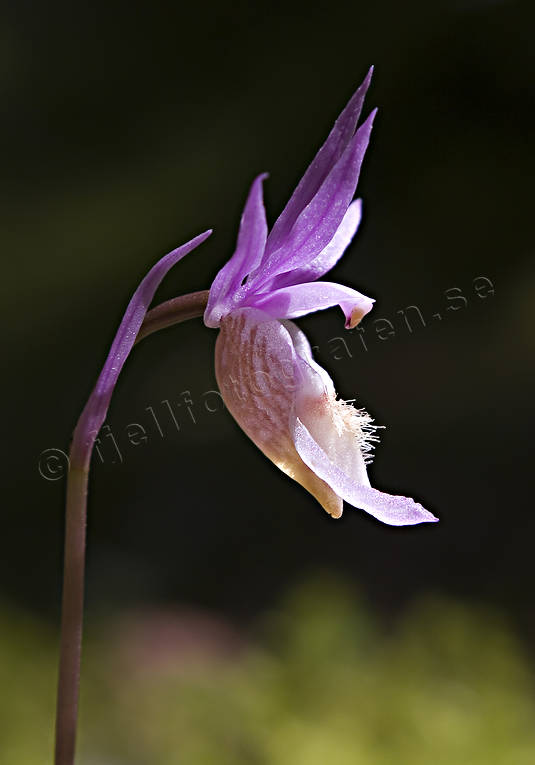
[54,287,209,765]
[54,465,89,765]
[135,289,209,344]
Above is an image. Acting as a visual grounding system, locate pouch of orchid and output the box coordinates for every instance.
[54,68,437,765]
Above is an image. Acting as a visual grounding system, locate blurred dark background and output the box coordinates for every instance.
[2,0,534,643]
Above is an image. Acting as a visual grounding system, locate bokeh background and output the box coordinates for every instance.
[2,0,534,762]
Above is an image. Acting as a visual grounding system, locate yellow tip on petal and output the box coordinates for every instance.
[346,306,367,329]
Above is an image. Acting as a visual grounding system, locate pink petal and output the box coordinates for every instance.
[281,319,336,395]
[284,320,372,488]
[266,68,373,255]
[250,110,376,288]
[266,199,362,290]
[215,308,343,518]
[292,418,438,526]
[73,229,212,463]
[215,307,436,527]
[247,280,374,328]
[204,174,268,328]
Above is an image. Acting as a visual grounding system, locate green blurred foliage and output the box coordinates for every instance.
[2,577,535,764]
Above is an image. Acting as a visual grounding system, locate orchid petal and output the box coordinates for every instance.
[292,418,438,526]
[284,320,372,488]
[74,229,212,461]
[215,307,435,526]
[250,109,376,289]
[267,68,373,255]
[248,280,374,328]
[281,318,336,395]
[267,199,362,291]
[204,174,268,328]
[215,308,343,518]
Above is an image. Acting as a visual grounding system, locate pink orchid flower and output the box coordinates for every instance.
[204,69,436,526]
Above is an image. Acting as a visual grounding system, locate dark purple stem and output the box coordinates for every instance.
[135,289,209,345]
[54,467,89,765]
[54,233,211,765]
